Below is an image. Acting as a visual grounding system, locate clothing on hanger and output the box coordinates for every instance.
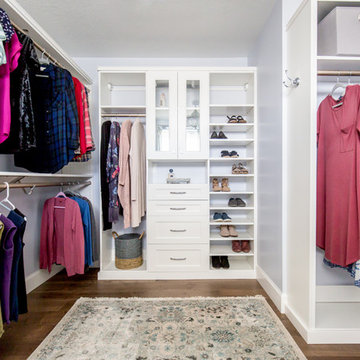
[130,119,146,228]
[317,84,360,267]
[0,214,17,324]
[14,64,79,173]
[40,196,84,276]
[8,210,26,321]
[118,119,132,229]
[0,23,6,65]
[0,220,4,338]
[0,8,15,42]
[0,30,39,153]
[101,121,112,230]
[107,121,121,222]
[72,76,86,156]
[0,31,22,144]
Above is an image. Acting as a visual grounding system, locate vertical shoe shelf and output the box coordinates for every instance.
[208,71,257,275]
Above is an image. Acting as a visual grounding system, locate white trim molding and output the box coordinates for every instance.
[256,265,286,313]
[316,285,360,303]
[26,265,64,294]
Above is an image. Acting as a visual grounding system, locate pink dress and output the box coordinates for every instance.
[118,119,132,229]
[0,33,22,144]
[317,85,360,267]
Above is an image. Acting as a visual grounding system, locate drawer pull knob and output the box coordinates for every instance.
[170,207,186,211]
[170,191,186,194]
[170,229,187,232]
[170,257,187,261]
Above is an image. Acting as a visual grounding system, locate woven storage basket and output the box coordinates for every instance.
[112,231,144,270]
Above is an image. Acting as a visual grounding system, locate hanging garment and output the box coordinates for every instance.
[101,121,112,230]
[14,64,79,173]
[0,30,39,153]
[0,215,16,324]
[0,8,14,42]
[40,197,84,276]
[13,208,27,314]
[130,119,146,227]
[8,210,26,321]
[0,23,6,65]
[0,220,4,338]
[118,119,132,229]
[107,122,121,222]
[317,85,360,266]
[0,32,22,144]
[323,258,360,287]
[68,196,92,266]
[72,77,86,155]
[82,84,94,152]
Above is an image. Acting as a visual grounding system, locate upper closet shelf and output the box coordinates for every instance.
[101,105,146,115]
[1,0,92,86]
[209,124,254,132]
[0,171,92,181]
[317,56,360,71]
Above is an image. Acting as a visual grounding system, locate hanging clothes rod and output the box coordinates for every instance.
[318,70,360,76]
[0,180,91,190]
[101,114,146,118]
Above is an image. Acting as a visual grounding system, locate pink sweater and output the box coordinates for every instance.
[40,197,85,276]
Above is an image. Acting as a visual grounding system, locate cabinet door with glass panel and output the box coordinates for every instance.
[178,72,209,159]
[147,71,178,159]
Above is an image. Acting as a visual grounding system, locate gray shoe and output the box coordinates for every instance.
[228,198,237,207]
[236,198,246,207]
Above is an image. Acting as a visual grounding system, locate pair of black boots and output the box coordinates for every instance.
[211,256,229,269]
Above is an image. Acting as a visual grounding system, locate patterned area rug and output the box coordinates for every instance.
[29,296,306,360]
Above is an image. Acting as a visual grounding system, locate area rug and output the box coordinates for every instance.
[28,296,306,360]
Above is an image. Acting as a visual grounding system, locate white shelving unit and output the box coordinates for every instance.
[98,67,256,280]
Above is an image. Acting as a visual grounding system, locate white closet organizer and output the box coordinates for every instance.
[286,0,360,344]
[98,67,257,280]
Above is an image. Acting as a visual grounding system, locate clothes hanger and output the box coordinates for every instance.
[0,182,16,212]
[54,186,66,209]
[330,75,347,102]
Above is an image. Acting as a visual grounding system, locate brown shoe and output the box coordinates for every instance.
[232,240,242,253]
[212,178,221,192]
[220,225,230,237]
[221,178,230,192]
[241,240,251,253]
[228,225,238,237]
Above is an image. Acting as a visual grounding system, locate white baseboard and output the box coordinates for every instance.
[316,285,360,303]
[308,328,360,344]
[256,265,286,313]
[26,265,64,294]
[284,302,310,342]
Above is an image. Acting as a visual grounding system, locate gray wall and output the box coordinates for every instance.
[248,0,283,290]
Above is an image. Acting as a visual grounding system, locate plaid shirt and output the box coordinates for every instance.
[15,64,79,173]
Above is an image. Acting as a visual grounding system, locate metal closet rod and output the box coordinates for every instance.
[101,114,146,118]
[318,70,360,76]
[0,180,91,190]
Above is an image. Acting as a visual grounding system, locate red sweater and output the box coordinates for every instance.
[40,197,85,276]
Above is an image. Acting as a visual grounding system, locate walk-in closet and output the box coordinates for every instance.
[0,0,360,359]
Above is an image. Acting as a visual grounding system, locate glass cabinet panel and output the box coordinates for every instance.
[155,80,170,152]
[185,80,200,152]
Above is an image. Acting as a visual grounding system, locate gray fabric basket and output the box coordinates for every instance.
[112,232,144,269]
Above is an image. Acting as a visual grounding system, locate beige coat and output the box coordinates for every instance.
[130,119,146,227]
[118,119,132,229]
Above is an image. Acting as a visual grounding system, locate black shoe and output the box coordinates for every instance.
[220,256,230,269]
[218,131,227,139]
[211,131,218,139]
[211,256,221,269]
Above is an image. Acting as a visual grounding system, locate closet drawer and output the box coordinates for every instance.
[148,244,208,272]
[148,201,207,216]
[148,184,208,200]
[148,216,208,244]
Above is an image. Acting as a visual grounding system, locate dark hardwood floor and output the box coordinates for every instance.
[0,269,359,360]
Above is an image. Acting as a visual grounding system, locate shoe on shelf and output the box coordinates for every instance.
[221,150,231,158]
[228,225,238,237]
[236,198,246,207]
[237,115,247,123]
[212,256,221,269]
[232,164,241,174]
[220,256,230,269]
[227,115,238,123]
[218,131,227,139]
[212,178,222,192]
[220,225,230,237]
[232,240,242,253]
[211,131,218,139]
[241,240,251,253]
[221,178,231,192]
[237,163,249,174]
[230,151,239,158]
[228,198,238,207]
[221,212,232,222]
[213,212,223,222]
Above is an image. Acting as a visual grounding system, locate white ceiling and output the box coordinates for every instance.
[16,0,276,58]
